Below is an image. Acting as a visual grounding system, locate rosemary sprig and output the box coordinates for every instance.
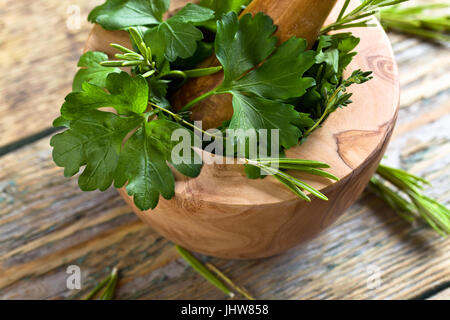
[176,245,235,298]
[380,4,450,42]
[321,0,409,34]
[369,164,450,236]
[246,158,339,202]
[101,28,156,76]
[205,263,255,300]
[83,267,119,300]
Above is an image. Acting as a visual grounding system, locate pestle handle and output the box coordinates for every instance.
[173,0,338,129]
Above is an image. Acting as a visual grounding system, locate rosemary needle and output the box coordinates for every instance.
[176,245,235,298]
[205,263,255,300]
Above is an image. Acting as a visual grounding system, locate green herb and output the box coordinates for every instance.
[304,69,372,137]
[205,262,255,300]
[321,0,409,34]
[199,0,251,30]
[380,4,450,42]
[73,51,121,91]
[84,267,119,300]
[245,158,339,202]
[176,245,235,298]
[89,0,214,61]
[51,71,203,210]
[181,12,316,150]
[369,165,450,236]
[52,0,388,210]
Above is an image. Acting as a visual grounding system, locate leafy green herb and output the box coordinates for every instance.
[114,121,202,210]
[181,12,316,150]
[304,69,372,137]
[73,51,121,91]
[380,4,450,42]
[90,0,214,61]
[369,165,450,236]
[51,71,202,211]
[199,0,251,30]
[88,0,170,29]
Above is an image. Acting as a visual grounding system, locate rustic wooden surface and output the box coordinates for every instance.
[0,0,449,299]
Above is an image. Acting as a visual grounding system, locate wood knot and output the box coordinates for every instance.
[367,55,396,84]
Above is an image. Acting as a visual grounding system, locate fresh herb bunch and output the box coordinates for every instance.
[52,0,374,211]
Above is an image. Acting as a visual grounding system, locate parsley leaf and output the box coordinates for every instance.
[199,0,251,30]
[230,94,302,149]
[62,72,149,118]
[219,37,316,100]
[88,0,170,29]
[73,51,121,92]
[89,1,214,61]
[114,120,202,210]
[147,4,214,61]
[215,12,277,81]
[183,12,316,150]
[50,110,142,191]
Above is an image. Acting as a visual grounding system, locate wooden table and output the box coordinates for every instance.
[0,0,449,300]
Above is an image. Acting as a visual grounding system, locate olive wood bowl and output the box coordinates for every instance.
[84,0,399,259]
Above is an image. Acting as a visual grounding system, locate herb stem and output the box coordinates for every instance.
[180,89,218,112]
[176,246,235,298]
[205,262,255,300]
[149,102,224,140]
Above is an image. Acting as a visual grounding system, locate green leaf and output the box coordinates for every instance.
[73,51,121,92]
[210,12,316,150]
[142,4,214,62]
[114,120,202,210]
[146,120,203,178]
[50,110,142,191]
[215,12,277,81]
[155,21,204,61]
[62,72,149,118]
[229,94,302,150]
[88,0,170,30]
[169,3,215,23]
[221,37,316,100]
[114,127,174,210]
[199,0,251,30]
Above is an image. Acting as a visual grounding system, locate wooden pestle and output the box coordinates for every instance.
[172,0,338,129]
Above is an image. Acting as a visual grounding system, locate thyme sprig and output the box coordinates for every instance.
[369,164,450,236]
[321,0,409,34]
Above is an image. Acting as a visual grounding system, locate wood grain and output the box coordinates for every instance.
[0,0,448,300]
[84,0,399,258]
[0,0,102,147]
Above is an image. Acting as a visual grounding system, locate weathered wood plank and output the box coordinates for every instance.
[428,287,450,300]
[0,0,98,147]
[0,87,448,299]
[0,0,449,300]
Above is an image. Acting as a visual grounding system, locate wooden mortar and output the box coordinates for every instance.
[84,0,399,259]
[172,0,338,129]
